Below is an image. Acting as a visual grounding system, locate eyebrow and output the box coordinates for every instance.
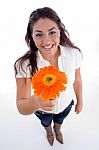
[48,27,57,31]
[34,27,57,33]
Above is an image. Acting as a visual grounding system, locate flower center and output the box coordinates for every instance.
[43,74,56,86]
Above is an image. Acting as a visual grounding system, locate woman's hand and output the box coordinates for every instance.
[16,78,56,114]
[33,96,56,112]
[75,102,83,114]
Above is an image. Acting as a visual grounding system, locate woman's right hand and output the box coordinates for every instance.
[33,95,56,111]
[16,78,56,114]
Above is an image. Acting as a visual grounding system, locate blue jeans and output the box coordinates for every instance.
[35,100,74,127]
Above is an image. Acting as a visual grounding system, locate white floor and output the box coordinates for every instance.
[0,80,99,150]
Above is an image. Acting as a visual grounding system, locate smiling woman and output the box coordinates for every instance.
[14,7,83,146]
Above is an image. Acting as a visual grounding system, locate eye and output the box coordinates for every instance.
[49,31,56,35]
[35,33,43,37]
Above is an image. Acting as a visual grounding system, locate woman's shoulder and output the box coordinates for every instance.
[15,58,30,71]
[60,45,82,57]
[15,58,31,78]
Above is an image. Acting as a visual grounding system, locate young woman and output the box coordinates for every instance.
[14,7,83,146]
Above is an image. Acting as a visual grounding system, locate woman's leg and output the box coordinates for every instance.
[53,100,74,124]
[35,111,53,127]
[34,111,54,146]
[53,100,74,144]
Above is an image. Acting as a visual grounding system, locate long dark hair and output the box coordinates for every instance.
[14,7,81,77]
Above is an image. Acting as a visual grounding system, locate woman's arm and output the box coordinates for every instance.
[73,68,83,114]
[16,78,56,115]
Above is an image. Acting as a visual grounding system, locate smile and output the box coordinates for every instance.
[43,44,54,50]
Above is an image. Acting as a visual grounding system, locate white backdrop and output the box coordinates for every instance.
[0,0,99,150]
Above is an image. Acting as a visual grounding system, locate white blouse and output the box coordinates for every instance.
[16,45,82,114]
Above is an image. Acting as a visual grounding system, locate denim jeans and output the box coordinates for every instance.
[35,100,74,127]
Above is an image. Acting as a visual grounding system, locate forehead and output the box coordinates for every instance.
[32,18,59,30]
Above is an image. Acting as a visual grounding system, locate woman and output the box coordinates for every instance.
[14,7,83,146]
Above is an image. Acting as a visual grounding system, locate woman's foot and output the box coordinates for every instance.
[44,125,54,146]
[53,122,64,144]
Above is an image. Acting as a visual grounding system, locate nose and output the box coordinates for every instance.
[42,34,51,45]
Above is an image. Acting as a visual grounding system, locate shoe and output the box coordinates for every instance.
[53,122,64,144]
[44,125,54,146]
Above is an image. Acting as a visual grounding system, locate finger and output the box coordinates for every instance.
[42,102,55,107]
[75,111,79,114]
[75,109,80,114]
[75,108,79,114]
[42,100,56,106]
[43,106,55,111]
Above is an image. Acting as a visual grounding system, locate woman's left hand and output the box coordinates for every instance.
[75,102,83,114]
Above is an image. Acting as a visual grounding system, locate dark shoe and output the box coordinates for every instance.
[44,125,54,146]
[53,122,64,144]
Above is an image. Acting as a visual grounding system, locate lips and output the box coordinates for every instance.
[42,44,54,50]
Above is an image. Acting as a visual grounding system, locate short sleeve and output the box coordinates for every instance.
[15,59,32,78]
[74,49,82,69]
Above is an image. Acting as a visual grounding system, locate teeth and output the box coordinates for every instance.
[44,45,52,49]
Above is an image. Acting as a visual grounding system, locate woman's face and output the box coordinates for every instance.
[32,18,60,56]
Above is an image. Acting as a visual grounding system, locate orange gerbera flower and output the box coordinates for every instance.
[32,66,68,100]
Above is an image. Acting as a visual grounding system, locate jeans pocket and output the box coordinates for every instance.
[64,100,74,113]
[35,111,44,120]
[68,100,74,108]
